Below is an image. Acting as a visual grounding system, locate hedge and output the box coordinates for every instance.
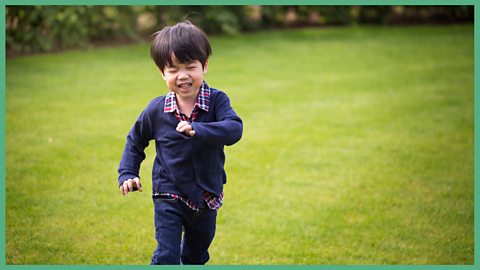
[6,6,474,54]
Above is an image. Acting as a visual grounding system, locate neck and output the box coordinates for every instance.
[176,94,196,118]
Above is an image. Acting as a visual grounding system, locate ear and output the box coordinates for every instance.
[203,61,209,74]
[159,68,166,80]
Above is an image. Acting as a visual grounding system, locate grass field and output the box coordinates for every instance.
[6,24,474,264]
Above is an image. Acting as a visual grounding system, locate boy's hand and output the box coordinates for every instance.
[120,177,143,196]
[176,121,195,137]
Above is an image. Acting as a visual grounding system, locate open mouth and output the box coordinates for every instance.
[178,83,193,88]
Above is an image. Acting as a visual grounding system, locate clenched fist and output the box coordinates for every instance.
[120,177,142,196]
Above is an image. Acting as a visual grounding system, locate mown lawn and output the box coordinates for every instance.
[6,24,474,264]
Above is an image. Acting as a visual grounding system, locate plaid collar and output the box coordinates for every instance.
[164,81,210,114]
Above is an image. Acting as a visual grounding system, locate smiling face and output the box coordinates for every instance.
[162,55,208,101]
[150,21,212,100]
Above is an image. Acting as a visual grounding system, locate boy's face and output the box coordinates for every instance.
[162,54,208,101]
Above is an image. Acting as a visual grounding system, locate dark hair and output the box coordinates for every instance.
[150,20,212,73]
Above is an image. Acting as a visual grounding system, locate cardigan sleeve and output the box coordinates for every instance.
[191,91,243,146]
[117,105,154,186]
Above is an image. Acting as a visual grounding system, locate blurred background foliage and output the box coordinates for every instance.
[6,5,474,55]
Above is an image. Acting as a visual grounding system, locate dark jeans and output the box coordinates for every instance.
[150,196,217,265]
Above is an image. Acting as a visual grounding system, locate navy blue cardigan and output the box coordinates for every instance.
[118,88,243,208]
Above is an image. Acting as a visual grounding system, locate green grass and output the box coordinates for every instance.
[6,24,474,264]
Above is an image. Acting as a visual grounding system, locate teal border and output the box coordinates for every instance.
[1,1,478,269]
[474,2,479,268]
[0,1,5,268]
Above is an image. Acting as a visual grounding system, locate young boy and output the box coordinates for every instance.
[117,20,243,265]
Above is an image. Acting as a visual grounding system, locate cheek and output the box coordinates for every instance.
[166,77,175,84]
[195,72,205,80]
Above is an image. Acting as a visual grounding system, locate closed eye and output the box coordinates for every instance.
[165,68,178,73]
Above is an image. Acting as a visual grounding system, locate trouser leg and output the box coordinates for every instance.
[181,208,217,265]
[150,198,184,265]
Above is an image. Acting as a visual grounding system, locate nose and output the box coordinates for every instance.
[178,70,189,80]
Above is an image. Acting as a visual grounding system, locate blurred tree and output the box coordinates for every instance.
[358,6,392,24]
[6,5,473,55]
[6,6,139,54]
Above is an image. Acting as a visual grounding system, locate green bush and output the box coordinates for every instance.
[7,6,87,53]
[6,6,139,53]
[141,6,250,35]
[6,5,474,55]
